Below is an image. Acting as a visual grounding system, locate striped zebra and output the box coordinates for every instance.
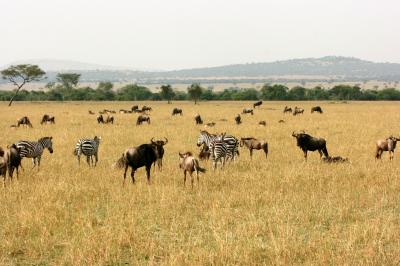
[15,137,54,169]
[209,139,228,169]
[197,130,239,161]
[74,136,101,166]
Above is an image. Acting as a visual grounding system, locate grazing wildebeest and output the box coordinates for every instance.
[292,131,329,160]
[172,108,183,116]
[131,105,139,112]
[5,144,22,180]
[115,140,166,185]
[322,156,349,163]
[293,107,304,116]
[150,137,168,171]
[136,115,150,125]
[311,106,323,114]
[205,122,216,127]
[97,114,104,124]
[375,136,400,160]
[142,106,152,112]
[178,152,206,188]
[41,114,55,125]
[99,110,106,114]
[283,106,292,114]
[240,137,268,159]
[253,101,262,109]
[194,114,203,125]
[88,110,95,115]
[235,114,242,125]
[105,116,114,124]
[259,121,266,126]
[17,116,33,128]
[278,120,285,123]
[242,108,254,115]
[198,145,211,161]
[119,109,132,114]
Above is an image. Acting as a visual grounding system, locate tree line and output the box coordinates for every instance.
[1,64,400,104]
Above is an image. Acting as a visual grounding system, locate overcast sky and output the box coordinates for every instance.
[1,0,399,70]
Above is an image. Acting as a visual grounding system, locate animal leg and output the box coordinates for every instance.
[184,170,187,187]
[190,171,194,189]
[95,153,98,166]
[37,156,41,171]
[303,150,308,161]
[32,158,36,169]
[123,165,128,185]
[77,155,81,166]
[86,156,90,166]
[131,168,136,184]
[145,166,151,184]
[250,148,253,159]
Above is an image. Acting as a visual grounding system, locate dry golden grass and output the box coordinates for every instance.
[0,101,400,265]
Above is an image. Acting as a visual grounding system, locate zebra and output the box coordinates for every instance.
[74,136,101,166]
[196,130,239,161]
[15,137,54,169]
[209,139,228,170]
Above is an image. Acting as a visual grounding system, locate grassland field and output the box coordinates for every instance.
[0,101,400,265]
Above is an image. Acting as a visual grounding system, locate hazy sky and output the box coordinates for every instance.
[1,0,399,70]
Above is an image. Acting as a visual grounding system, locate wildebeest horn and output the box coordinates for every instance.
[164,137,168,144]
[151,137,155,144]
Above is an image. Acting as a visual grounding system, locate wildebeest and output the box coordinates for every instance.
[235,114,242,125]
[253,101,262,109]
[322,156,349,163]
[311,106,323,114]
[375,136,400,160]
[150,137,168,171]
[142,106,152,112]
[240,137,268,159]
[292,131,329,160]
[98,114,113,124]
[242,108,254,115]
[283,106,292,114]
[17,116,33,128]
[278,119,285,123]
[194,114,203,125]
[293,107,304,116]
[259,121,266,126]
[178,151,206,188]
[205,122,216,127]
[41,114,55,125]
[119,109,132,114]
[131,105,139,112]
[115,140,166,185]
[172,108,183,116]
[5,144,22,180]
[97,115,104,124]
[198,145,211,161]
[136,115,150,125]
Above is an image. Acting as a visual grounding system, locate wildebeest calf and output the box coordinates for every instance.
[194,114,203,125]
[198,145,211,161]
[259,121,266,126]
[292,131,329,160]
[179,151,206,188]
[322,156,349,163]
[376,136,400,160]
[253,101,262,108]
[240,137,268,159]
[283,106,292,113]
[242,108,254,115]
[293,107,304,116]
[235,114,242,125]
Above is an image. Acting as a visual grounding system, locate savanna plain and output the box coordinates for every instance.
[1,101,400,265]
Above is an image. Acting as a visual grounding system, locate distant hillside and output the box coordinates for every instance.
[2,57,400,85]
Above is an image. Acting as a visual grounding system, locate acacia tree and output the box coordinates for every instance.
[187,83,203,104]
[56,73,81,89]
[1,64,46,106]
[160,84,175,104]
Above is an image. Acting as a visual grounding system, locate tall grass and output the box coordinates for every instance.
[0,101,399,265]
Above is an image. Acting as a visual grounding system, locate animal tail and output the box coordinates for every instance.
[193,159,206,173]
[73,149,77,156]
[115,152,127,169]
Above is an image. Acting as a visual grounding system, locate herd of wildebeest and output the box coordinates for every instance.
[0,100,399,187]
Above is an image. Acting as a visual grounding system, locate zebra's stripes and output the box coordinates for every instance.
[15,137,54,169]
[74,136,101,166]
[197,131,239,161]
[209,140,228,169]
